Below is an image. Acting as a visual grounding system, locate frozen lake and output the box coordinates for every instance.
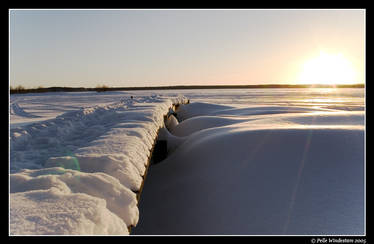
[10,88,364,126]
[9,88,365,235]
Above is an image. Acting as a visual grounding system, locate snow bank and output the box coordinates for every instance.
[134,100,365,235]
[10,94,188,235]
[10,188,129,235]
[10,167,138,229]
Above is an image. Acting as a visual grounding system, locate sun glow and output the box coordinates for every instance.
[298,51,358,85]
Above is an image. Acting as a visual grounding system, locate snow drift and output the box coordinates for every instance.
[134,100,365,235]
[9,93,188,235]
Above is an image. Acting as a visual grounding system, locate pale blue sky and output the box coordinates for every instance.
[9,9,365,88]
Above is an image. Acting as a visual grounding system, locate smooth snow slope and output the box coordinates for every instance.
[10,92,187,235]
[133,90,365,235]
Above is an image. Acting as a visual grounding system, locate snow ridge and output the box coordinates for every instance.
[10,94,188,235]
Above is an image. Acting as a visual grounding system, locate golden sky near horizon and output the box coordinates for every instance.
[9,9,365,88]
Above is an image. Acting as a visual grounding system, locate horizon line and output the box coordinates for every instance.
[10,83,365,94]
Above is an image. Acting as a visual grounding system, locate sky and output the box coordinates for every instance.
[9,9,365,88]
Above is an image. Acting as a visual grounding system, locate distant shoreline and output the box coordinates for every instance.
[10,84,365,94]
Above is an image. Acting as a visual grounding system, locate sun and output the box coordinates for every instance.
[297,51,358,85]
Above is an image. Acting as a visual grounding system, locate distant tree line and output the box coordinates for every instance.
[10,83,365,94]
[10,86,88,94]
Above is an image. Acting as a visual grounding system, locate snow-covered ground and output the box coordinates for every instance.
[9,88,365,235]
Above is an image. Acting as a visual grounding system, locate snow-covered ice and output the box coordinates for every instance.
[9,88,365,235]
[132,88,365,235]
